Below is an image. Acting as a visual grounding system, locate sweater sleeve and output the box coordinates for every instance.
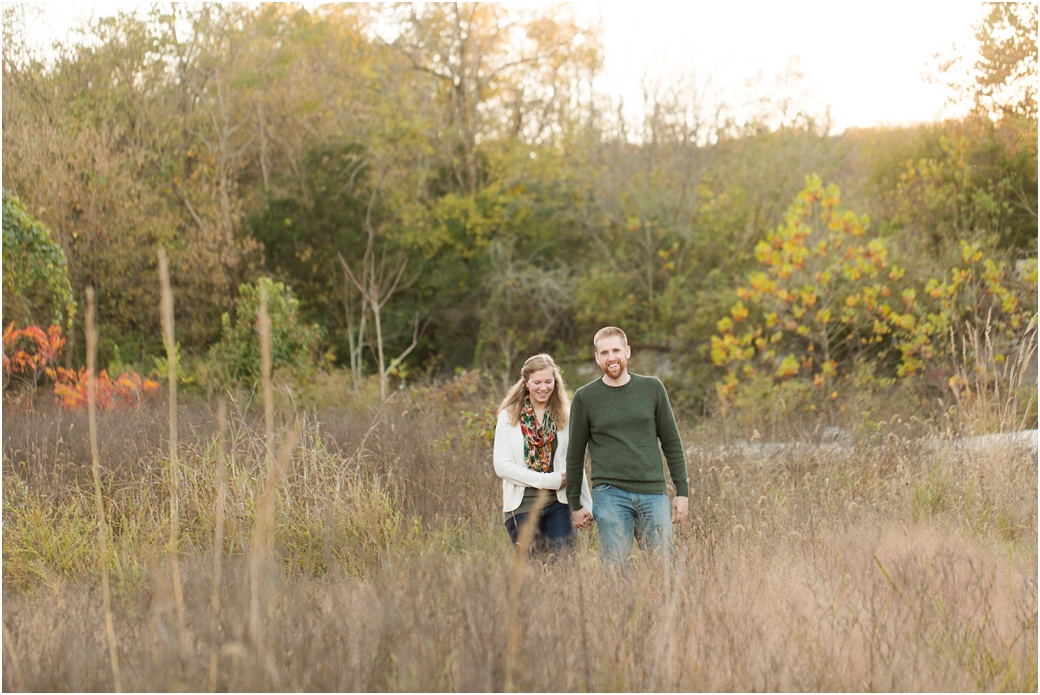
[655,379,690,497]
[565,390,590,511]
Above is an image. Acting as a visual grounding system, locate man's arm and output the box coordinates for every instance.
[565,391,590,512]
[671,495,688,524]
[655,379,689,498]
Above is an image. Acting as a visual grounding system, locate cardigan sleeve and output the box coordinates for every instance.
[493,413,564,490]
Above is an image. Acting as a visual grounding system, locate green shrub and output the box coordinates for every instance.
[207,277,325,389]
[1,190,76,332]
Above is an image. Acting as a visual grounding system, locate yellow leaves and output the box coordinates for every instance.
[712,173,1034,414]
[776,355,800,378]
[901,288,916,309]
[925,278,943,299]
[866,239,887,265]
[1022,258,1038,289]
[710,334,738,366]
[960,240,983,264]
[814,270,832,285]
[754,240,773,265]
[749,271,777,295]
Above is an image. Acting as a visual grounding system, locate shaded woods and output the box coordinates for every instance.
[2,2,1037,692]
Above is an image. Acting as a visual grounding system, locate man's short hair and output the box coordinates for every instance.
[594,326,628,349]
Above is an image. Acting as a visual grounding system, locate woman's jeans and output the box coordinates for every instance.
[592,484,672,568]
[504,500,575,555]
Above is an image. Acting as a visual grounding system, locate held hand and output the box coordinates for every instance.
[558,472,566,490]
[671,496,689,524]
[572,507,594,530]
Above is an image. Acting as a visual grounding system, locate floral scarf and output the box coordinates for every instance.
[519,395,557,472]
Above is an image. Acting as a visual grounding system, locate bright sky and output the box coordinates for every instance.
[13,0,985,132]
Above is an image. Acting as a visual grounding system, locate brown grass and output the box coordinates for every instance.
[2,364,1037,691]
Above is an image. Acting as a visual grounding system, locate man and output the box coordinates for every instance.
[565,326,689,568]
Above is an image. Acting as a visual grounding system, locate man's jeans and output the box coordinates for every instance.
[592,484,672,568]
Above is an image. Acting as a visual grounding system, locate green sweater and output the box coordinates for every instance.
[565,373,689,511]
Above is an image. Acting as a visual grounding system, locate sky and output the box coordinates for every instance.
[12,1,986,133]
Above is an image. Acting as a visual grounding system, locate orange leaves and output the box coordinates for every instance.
[49,367,161,411]
[2,323,66,387]
[3,322,160,410]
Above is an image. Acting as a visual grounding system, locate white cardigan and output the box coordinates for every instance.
[493,410,593,514]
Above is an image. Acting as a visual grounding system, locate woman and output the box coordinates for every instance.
[493,353,593,555]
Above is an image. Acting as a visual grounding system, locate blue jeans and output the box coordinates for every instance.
[504,500,575,556]
[592,484,672,568]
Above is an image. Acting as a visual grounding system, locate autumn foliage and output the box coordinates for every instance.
[2,323,65,390]
[711,175,1037,412]
[48,366,161,411]
[3,322,160,410]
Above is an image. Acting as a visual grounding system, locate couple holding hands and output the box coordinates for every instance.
[493,326,689,569]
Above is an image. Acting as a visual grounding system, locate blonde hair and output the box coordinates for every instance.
[593,326,628,350]
[497,353,570,427]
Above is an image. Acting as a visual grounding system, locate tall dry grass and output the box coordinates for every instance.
[2,321,1036,690]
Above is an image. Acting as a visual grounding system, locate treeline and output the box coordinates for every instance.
[2,2,1036,416]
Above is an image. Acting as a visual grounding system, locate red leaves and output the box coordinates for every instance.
[4,322,161,410]
[2,323,65,386]
[49,367,161,411]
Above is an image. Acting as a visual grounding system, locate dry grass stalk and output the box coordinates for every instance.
[249,282,287,655]
[2,621,26,692]
[158,247,186,637]
[952,315,1038,435]
[208,398,229,693]
[86,286,122,692]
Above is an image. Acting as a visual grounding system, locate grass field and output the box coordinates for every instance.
[2,364,1036,692]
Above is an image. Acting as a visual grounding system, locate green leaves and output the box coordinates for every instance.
[208,278,325,388]
[1,191,76,332]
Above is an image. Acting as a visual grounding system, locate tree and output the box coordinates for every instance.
[208,277,324,389]
[910,2,1039,255]
[339,212,423,399]
[379,2,600,196]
